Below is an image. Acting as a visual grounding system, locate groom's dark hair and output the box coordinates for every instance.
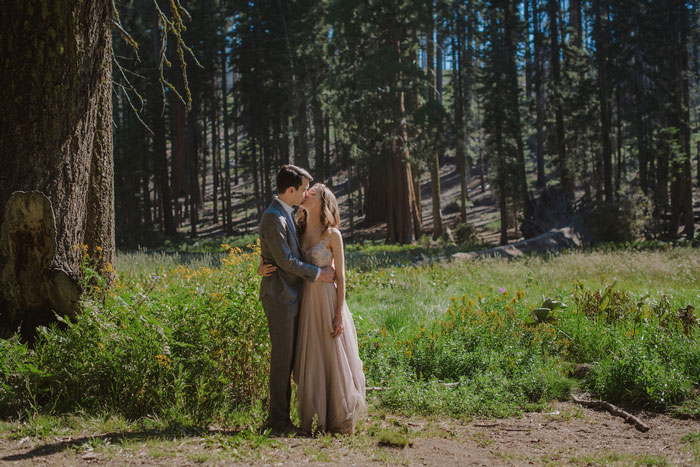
[277,164,312,194]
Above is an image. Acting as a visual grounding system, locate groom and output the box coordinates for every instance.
[259,164,335,432]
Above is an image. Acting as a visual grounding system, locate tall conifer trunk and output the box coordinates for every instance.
[427,0,444,239]
[452,23,468,223]
[504,0,532,220]
[548,0,571,195]
[533,0,546,188]
[150,10,176,236]
[677,1,695,239]
[594,0,613,203]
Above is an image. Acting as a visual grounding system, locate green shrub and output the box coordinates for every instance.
[454,222,478,247]
[0,245,269,424]
[583,189,656,242]
[588,344,692,409]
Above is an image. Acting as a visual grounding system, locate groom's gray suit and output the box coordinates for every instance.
[259,198,320,427]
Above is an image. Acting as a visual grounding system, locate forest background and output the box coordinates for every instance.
[112,0,698,249]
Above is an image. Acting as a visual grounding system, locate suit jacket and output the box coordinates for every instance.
[259,199,319,305]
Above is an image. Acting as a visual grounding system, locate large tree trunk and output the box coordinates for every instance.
[0,0,114,335]
[385,145,422,244]
[385,87,422,245]
[385,88,422,244]
[363,173,387,222]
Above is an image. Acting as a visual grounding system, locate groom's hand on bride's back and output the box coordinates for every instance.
[318,266,335,283]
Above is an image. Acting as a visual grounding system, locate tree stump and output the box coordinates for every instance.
[0,191,81,339]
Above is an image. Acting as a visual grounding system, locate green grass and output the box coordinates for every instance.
[569,451,670,466]
[377,429,410,447]
[0,242,698,431]
[681,431,700,464]
[349,247,700,336]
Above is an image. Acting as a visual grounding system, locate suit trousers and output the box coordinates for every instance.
[262,294,299,426]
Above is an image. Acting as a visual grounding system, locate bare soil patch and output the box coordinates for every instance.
[2,402,699,465]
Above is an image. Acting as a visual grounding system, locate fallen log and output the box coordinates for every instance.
[451,226,582,262]
[571,394,650,432]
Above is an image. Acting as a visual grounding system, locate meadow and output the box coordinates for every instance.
[1,242,699,437]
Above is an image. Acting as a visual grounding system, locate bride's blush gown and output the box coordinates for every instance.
[294,233,366,434]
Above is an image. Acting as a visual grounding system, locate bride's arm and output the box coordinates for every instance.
[329,228,346,338]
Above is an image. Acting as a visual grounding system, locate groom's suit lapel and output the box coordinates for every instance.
[273,199,301,252]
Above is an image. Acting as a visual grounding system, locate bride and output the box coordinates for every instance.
[258,183,366,434]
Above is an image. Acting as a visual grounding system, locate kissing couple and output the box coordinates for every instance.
[257,164,366,435]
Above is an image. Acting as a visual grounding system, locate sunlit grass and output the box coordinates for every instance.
[1,243,698,430]
[348,247,700,336]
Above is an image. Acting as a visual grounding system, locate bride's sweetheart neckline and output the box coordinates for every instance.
[302,233,331,252]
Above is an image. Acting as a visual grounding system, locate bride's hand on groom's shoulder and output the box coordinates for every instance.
[257,256,277,277]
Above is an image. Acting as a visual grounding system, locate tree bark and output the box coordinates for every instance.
[149,10,177,236]
[293,101,310,169]
[221,47,233,235]
[312,94,325,183]
[324,114,332,188]
[427,1,444,239]
[452,24,468,223]
[385,35,422,245]
[187,105,201,237]
[0,0,114,334]
[170,84,188,199]
[549,0,572,196]
[211,98,220,225]
[594,0,613,203]
[524,0,532,100]
[363,174,387,222]
[678,1,695,239]
[505,0,532,220]
[533,0,546,188]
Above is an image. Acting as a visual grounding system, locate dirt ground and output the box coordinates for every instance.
[2,402,699,466]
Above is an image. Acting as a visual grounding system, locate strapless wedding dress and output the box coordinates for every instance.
[294,233,366,434]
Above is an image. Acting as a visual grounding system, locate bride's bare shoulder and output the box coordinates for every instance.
[327,227,343,245]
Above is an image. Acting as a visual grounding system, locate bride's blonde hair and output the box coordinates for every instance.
[296,183,340,237]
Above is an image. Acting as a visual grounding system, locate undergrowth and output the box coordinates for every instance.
[0,244,698,427]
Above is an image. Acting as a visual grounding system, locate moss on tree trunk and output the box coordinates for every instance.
[0,0,114,335]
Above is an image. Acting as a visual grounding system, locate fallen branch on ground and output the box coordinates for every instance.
[571,394,650,432]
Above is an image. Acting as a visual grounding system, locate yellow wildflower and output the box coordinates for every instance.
[155,354,171,368]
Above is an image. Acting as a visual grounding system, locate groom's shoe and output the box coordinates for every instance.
[264,420,302,437]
